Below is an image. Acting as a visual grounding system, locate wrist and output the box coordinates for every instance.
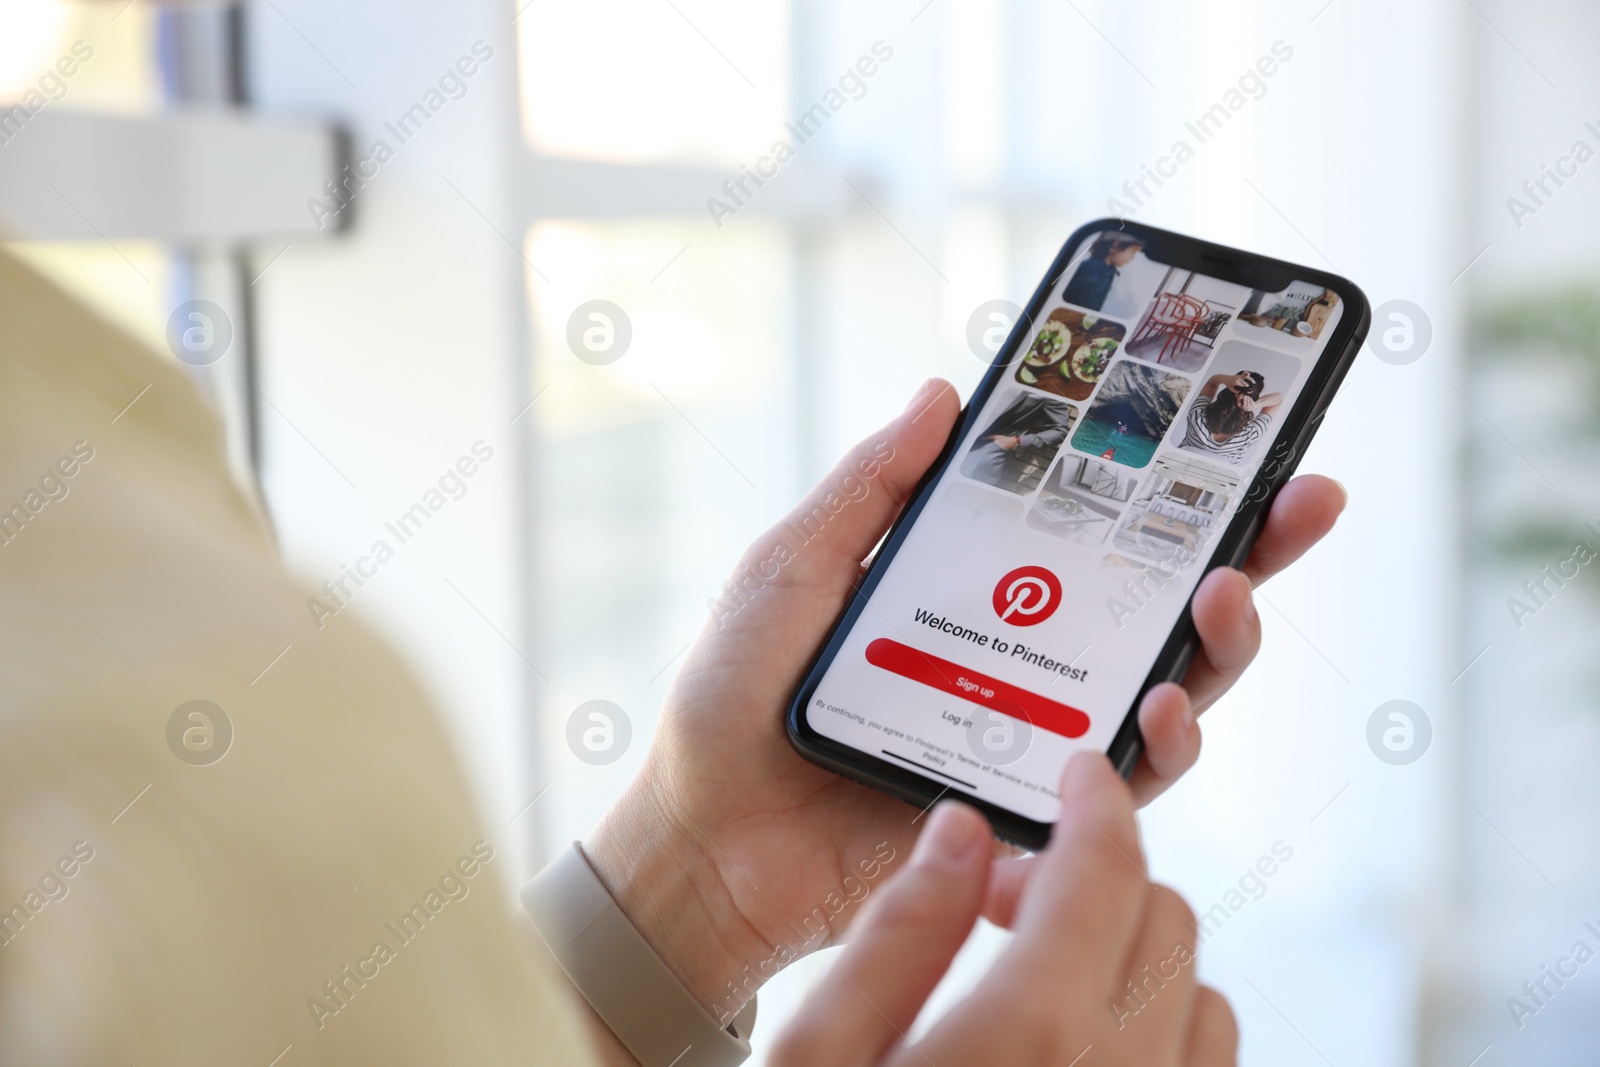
[584,767,770,1023]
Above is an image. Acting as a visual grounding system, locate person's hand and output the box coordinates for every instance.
[583,378,1344,1034]
[770,754,1237,1067]
[987,433,1021,450]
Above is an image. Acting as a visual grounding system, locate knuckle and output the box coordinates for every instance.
[1150,884,1197,934]
[859,871,945,932]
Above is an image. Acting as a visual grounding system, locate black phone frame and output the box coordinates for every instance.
[785,217,1371,850]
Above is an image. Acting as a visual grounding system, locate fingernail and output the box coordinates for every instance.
[905,377,937,411]
[1332,479,1349,511]
[1059,750,1110,797]
[1243,593,1258,625]
[1181,704,1196,733]
[912,803,984,868]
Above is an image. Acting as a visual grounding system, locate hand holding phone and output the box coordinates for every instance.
[582,369,1344,1027]
[787,220,1368,847]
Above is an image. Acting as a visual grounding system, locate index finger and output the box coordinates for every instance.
[1239,474,1346,587]
[1006,754,1150,995]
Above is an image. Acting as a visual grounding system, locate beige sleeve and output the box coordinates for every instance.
[0,248,599,1067]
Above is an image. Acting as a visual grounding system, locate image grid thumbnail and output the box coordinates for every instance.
[1058,231,1165,321]
[1111,453,1242,567]
[1015,307,1126,402]
[1173,339,1302,467]
[1235,281,1341,343]
[1069,359,1192,470]
[959,390,1078,496]
[1124,267,1251,373]
[1025,456,1141,545]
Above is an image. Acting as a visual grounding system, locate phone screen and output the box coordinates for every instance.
[800,228,1347,824]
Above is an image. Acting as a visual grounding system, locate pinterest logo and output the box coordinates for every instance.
[992,566,1062,626]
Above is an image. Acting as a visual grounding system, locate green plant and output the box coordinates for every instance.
[1471,283,1600,563]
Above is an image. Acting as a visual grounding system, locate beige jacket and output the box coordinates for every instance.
[0,248,596,1065]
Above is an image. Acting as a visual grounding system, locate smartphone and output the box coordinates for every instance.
[786,219,1370,849]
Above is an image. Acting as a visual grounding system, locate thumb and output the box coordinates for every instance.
[767,803,990,1067]
[758,379,960,585]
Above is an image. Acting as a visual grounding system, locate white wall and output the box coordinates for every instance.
[248,0,540,887]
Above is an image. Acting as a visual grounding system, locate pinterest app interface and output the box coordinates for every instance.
[808,234,1344,822]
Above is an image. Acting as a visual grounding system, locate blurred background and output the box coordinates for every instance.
[3,0,1598,1062]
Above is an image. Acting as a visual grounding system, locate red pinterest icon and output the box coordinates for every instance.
[992,565,1062,626]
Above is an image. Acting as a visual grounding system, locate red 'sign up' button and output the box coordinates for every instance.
[864,637,1090,739]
